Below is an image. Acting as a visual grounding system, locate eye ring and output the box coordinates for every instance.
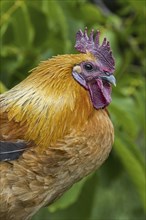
[84,63,94,72]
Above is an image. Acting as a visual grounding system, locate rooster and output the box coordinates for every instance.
[0,28,116,220]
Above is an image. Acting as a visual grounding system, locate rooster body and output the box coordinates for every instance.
[0,29,115,220]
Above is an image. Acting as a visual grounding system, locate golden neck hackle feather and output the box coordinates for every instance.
[0,53,96,149]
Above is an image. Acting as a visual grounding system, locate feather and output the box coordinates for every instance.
[0,29,115,220]
[0,141,27,161]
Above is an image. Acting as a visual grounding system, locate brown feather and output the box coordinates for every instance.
[0,53,114,219]
[0,112,28,141]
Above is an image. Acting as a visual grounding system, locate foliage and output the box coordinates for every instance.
[0,0,145,219]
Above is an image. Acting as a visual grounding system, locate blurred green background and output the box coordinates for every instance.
[0,0,145,219]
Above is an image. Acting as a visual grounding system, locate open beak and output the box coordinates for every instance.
[100,75,116,86]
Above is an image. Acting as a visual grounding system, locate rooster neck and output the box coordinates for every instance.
[1,54,95,148]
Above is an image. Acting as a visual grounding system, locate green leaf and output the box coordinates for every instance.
[74,3,105,25]
[11,2,34,47]
[114,137,146,211]
[0,81,8,93]
[48,175,92,212]
[42,0,69,52]
[110,97,138,138]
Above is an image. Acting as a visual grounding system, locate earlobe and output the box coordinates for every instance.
[73,65,81,74]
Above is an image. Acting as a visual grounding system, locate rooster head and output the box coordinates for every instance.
[72,27,116,109]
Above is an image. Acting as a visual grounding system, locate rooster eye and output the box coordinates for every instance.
[84,63,94,71]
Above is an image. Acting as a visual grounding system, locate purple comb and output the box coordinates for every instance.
[75,27,115,72]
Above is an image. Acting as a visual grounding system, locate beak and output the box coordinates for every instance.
[100,75,116,86]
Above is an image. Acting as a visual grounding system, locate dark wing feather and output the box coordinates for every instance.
[0,111,31,162]
[0,141,27,161]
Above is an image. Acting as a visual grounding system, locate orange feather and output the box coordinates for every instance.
[1,53,96,149]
